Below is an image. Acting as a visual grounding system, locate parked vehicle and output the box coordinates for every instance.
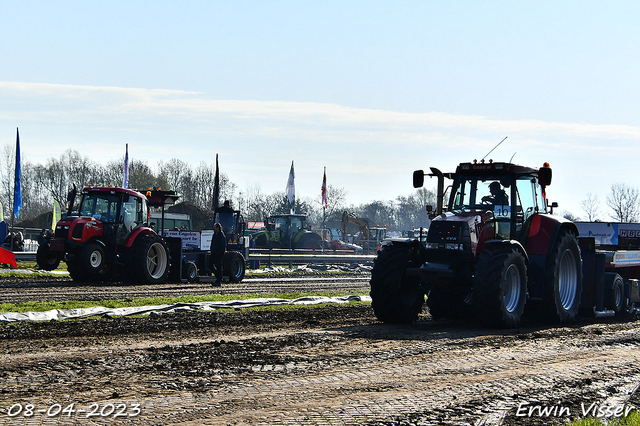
[252,214,324,250]
[370,159,640,327]
[37,186,247,284]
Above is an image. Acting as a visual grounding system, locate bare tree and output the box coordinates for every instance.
[581,193,600,221]
[607,183,640,222]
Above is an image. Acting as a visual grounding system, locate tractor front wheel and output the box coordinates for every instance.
[132,235,170,284]
[81,242,106,277]
[473,247,527,328]
[370,244,423,324]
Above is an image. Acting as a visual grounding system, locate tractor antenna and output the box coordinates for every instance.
[509,152,517,163]
[482,136,508,160]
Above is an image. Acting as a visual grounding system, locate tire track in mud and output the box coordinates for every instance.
[0,275,371,304]
[5,320,640,426]
[3,275,640,426]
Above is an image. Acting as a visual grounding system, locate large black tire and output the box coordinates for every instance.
[81,242,106,277]
[254,234,267,248]
[184,261,198,283]
[223,251,246,283]
[131,235,170,284]
[605,272,625,315]
[542,230,583,323]
[473,247,527,328]
[297,234,323,250]
[36,244,60,271]
[66,258,87,282]
[370,244,424,324]
[266,241,284,249]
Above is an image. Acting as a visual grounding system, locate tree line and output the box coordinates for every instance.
[0,146,435,233]
[10,145,635,231]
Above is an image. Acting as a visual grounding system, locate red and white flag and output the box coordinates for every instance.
[321,167,328,209]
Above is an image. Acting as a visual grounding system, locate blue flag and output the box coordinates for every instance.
[14,128,22,220]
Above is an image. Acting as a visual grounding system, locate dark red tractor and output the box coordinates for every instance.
[370,160,582,328]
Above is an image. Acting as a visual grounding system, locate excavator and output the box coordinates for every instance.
[341,211,387,254]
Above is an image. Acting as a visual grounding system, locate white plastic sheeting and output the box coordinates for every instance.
[0,295,372,322]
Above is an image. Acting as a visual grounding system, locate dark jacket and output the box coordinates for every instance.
[211,231,227,259]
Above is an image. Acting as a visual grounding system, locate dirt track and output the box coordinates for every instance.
[2,274,640,425]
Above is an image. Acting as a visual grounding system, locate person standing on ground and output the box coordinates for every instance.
[210,222,226,286]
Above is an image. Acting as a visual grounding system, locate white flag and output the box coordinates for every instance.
[286,161,295,214]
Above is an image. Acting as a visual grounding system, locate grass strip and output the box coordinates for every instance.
[566,410,640,425]
[0,290,370,314]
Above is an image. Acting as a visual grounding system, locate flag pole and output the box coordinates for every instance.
[11,128,22,255]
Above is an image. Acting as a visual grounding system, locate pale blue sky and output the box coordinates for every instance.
[1,1,639,218]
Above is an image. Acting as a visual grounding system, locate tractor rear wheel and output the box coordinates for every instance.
[132,235,170,284]
[298,234,323,250]
[543,230,582,323]
[67,258,87,282]
[223,251,245,283]
[370,244,423,324]
[36,244,60,271]
[473,247,527,328]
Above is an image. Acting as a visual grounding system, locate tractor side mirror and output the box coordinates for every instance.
[413,170,424,188]
[539,166,552,186]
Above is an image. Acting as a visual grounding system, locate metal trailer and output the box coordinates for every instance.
[576,222,640,317]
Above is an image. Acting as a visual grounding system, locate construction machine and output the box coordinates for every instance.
[342,211,386,254]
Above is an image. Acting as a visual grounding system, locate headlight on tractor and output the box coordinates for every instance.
[445,243,463,250]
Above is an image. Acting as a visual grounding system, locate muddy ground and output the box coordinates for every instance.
[1,274,640,425]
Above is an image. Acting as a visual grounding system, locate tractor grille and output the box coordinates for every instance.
[72,223,84,239]
[55,224,70,240]
[426,221,471,251]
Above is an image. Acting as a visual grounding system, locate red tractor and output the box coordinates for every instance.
[37,185,177,284]
[370,160,583,328]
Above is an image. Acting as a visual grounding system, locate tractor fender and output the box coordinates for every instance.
[384,237,422,252]
[124,227,158,248]
[482,239,530,266]
[524,214,578,256]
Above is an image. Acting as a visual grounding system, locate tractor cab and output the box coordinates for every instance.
[446,161,551,242]
[268,214,305,245]
[60,186,149,249]
[214,201,246,247]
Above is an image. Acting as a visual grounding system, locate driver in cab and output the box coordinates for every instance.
[482,182,509,206]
